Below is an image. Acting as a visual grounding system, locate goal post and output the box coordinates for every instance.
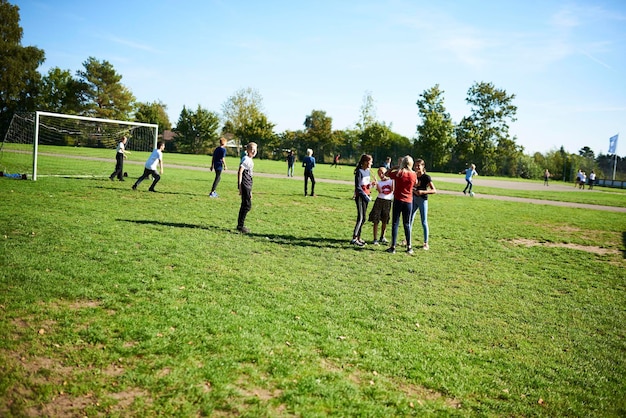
[1,111,159,180]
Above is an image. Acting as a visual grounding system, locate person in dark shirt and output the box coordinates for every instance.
[302,148,316,196]
[209,137,228,197]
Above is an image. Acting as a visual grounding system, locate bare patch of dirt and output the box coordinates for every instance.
[320,358,461,409]
[25,392,99,417]
[508,238,620,255]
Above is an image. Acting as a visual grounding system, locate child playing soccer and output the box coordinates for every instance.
[132,141,164,192]
[368,166,393,245]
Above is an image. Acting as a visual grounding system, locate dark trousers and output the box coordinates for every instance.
[304,170,315,195]
[463,180,473,193]
[134,168,160,190]
[391,200,413,248]
[110,153,124,180]
[238,183,252,229]
[353,195,369,238]
[211,168,223,193]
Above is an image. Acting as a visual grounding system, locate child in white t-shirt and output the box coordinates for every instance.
[368,166,394,245]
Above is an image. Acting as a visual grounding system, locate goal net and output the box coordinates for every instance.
[0,111,158,180]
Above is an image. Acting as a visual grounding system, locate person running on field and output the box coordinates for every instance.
[132,142,164,192]
[461,164,478,195]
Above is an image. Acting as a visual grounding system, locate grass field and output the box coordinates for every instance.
[1,150,625,417]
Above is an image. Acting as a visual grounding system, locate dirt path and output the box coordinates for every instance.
[21,151,626,213]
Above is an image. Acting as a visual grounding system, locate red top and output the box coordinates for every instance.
[389,170,417,203]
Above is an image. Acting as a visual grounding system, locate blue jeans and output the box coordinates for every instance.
[410,196,429,244]
[391,200,412,248]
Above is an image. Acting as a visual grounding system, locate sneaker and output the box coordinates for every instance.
[373,240,379,245]
[350,238,365,247]
[237,226,250,234]
[209,191,218,197]
[463,191,467,195]
[132,185,137,190]
[148,188,156,192]
[357,238,367,246]
[407,247,414,255]
[423,243,429,250]
[386,247,396,254]
[380,237,388,244]
[310,194,317,197]
[118,179,125,182]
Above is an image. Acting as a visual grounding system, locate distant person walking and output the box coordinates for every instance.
[302,148,316,196]
[132,142,165,192]
[109,136,129,181]
[383,156,392,170]
[461,164,478,195]
[588,170,596,190]
[286,150,296,177]
[209,137,227,197]
[331,153,341,168]
[237,142,257,234]
[543,169,550,186]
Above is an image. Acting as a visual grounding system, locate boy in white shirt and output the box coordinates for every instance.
[132,142,165,192]
[368,166,394,245]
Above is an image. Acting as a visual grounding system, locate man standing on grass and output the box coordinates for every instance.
[209,137,227,197]
[109,136,128,181]
[302,148,316,196]
[132,142,165,192]
[237,142,257,233]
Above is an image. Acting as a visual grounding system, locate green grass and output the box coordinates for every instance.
[1,152,625,416]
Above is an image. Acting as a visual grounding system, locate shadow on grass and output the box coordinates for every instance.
[119,219,370,250]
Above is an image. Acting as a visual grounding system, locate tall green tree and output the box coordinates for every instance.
[414,84,455,171]
[173,105,220,154]
[359,122,395,165]
[237,113,276,159]
[356,90,376,132]
[0,0,45,137]
[38,67,87,115]
[221,87,267,150]
[135,100,172,134]
[76,57,135,120]
[453,82,517,175]
[304,109,334,162]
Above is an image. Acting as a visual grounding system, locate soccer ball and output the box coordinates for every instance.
[470,191,475,197]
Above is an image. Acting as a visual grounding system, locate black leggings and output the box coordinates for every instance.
[353,195,369,238]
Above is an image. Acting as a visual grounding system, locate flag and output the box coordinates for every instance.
[608,134,618,154]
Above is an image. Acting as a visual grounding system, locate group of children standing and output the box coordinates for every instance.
[351,154,437,254]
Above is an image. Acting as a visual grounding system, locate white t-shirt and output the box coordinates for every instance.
[240,155,254,177]
[145,149,162,170]
[376,178,394,201]
[116,141,126,154]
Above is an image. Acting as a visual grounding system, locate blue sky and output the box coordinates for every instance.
[14,0,626,155]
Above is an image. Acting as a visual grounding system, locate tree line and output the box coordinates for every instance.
[1,0,622,180]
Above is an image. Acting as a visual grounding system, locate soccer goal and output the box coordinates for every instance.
[0,111,158,180]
